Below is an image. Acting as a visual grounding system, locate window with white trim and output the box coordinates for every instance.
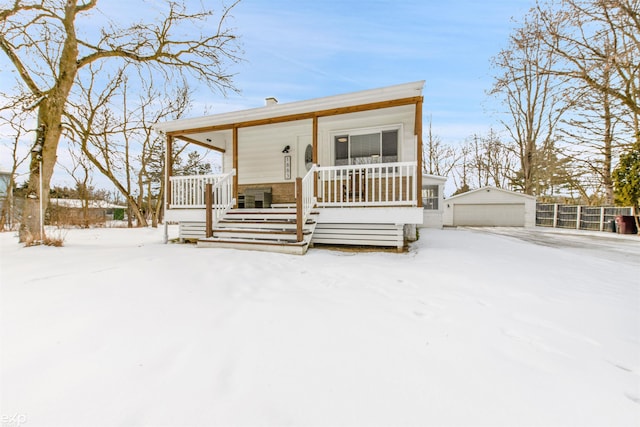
[422,185,439,210]
[334,129,398,166]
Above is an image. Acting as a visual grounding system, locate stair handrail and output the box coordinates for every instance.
[296,164,318,242]
[205,169,236,237]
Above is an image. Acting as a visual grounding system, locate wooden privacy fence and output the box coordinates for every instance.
[536,203,632,231]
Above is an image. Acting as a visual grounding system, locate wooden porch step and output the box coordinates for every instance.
[197,236,311,255]
[196,207,318,255]
[212,228,312,241]
[222,215,297,222]
[216,219,316,229]
[227,208,298,214]
[224,209,318,222]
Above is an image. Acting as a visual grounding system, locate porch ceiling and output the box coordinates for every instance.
[174,129,231,152]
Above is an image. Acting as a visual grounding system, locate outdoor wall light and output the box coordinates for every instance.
[282,145,290,153]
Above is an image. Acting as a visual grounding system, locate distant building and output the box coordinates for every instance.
[0,171,9,198]
[0,171,12,228]
[48,198,127,226]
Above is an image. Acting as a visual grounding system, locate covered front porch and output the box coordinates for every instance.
[166,161,422,253]
[156,81,425,253]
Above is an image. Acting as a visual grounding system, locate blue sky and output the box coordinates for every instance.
[1,0,536,187]
[207,0,536,143]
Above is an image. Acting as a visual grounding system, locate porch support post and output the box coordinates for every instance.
[165,135,173,210]
[233,126,239,208]
[415,98,423,207]
[296,177,303,242]
[205,183,213,238]
[312,115,318,197]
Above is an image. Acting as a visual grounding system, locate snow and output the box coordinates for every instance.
[1,226,639,426]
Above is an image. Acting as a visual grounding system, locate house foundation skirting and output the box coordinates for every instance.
[311,223,404,249]
[177,220,406,249]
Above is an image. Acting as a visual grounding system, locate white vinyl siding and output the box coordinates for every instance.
[235,121,311,184]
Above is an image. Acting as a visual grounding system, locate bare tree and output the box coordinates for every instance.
[135,81,192,227]
[450,143,472,195]
[482,129,516,189]
[459,130,516,190]
[65,65,202,228]
[538,0,640,121]
[560,75,629,203]
[0,0,241,241]
[60,148,94,228]
[64,65,150,226]
[490,7,569,195]
[423,116,459,177]
[536,0,640,202]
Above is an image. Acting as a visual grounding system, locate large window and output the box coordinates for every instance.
[422,185,439,210]
[334,129,398,166]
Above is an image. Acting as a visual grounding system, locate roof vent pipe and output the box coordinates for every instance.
[265,97,278,106]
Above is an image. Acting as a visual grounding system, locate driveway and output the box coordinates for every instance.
[464,226,640,266]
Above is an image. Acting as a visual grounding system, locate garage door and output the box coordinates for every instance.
[453,203,525,227]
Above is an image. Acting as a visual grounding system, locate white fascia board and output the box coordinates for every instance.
[446,186,537,201]
[422,174,447,183]
[155,81,425,133]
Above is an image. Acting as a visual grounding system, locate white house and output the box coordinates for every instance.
[421,174,447,228]
[442,187,537,227]
[154,81,426,254]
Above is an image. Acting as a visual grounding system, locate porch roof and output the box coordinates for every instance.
[154,81,425,146]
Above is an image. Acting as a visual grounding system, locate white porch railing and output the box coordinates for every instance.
[295,165,318,241]
[316,161,417,207]
[301,164,317,223]
[208,170,236,229]
[169,161,417,211]
[170,174,227,208]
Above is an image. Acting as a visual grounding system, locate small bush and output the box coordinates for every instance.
[43,235,65,247]
[23,228,67,247]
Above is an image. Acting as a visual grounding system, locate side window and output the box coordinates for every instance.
[422,185,439,210]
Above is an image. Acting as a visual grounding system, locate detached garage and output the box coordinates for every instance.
[443,187,536,227]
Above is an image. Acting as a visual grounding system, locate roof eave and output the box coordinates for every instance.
[154,80,425,134]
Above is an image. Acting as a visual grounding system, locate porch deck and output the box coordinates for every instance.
[166,162,421,251]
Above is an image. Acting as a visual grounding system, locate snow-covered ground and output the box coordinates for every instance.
[1,226,639,426]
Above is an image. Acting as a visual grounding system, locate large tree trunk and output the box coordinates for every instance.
[20,99,67,241]
[18,3,79,242]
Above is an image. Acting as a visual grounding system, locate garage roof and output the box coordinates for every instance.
[446,186,536,201]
